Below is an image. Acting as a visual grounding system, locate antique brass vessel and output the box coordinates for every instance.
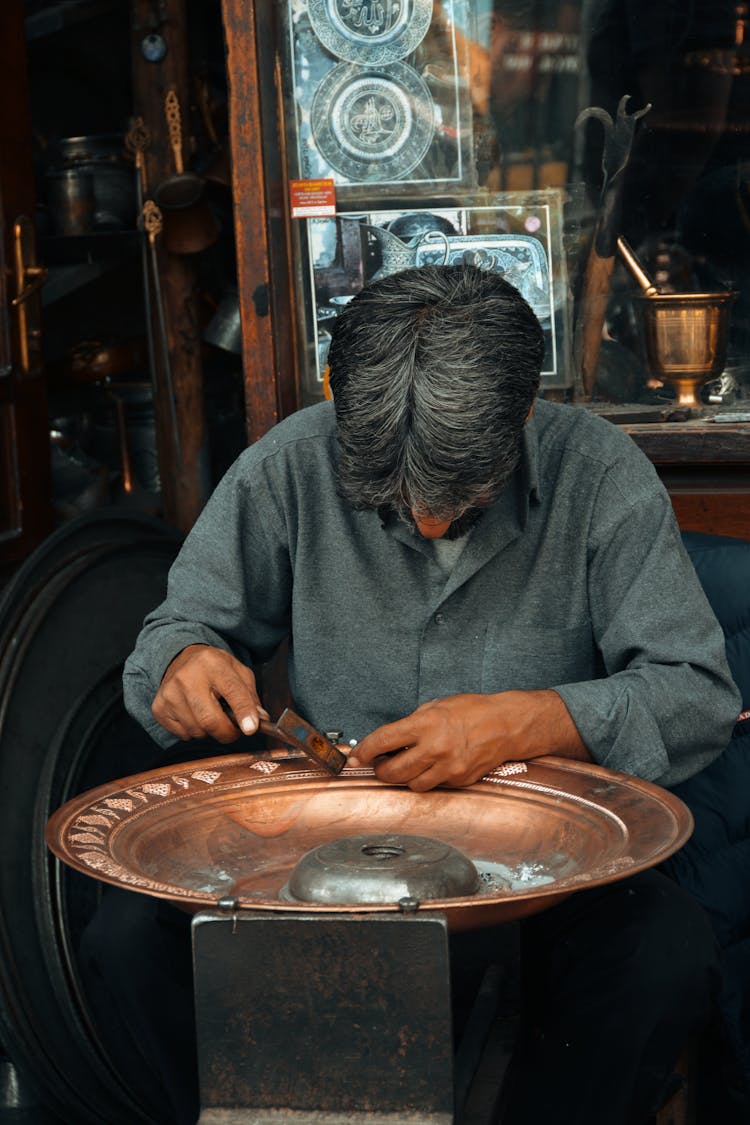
[638,292,736,407]
[618,236,736,407]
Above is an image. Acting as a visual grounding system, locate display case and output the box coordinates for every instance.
[222,0,750,536]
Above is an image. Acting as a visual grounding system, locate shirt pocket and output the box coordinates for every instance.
[481,620,596,693]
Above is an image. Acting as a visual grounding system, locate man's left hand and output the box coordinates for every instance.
[348,690,591,791]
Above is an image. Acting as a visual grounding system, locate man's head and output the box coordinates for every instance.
[326,263,545,536]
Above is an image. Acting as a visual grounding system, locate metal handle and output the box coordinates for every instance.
[108,388,135,494]
[165,88,184,175]
[12,219,45,377]
[11,265,47,307]
[140,199,182,466]
[616,237,660,297]
[125,117,151,195]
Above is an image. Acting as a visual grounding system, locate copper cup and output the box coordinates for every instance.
[638,291,737,407]
[159,198,220,254]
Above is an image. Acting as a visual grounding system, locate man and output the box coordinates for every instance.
[118,264,739,1123]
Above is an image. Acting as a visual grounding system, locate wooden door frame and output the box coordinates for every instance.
[0,0,52,563]
[221,0,299,445]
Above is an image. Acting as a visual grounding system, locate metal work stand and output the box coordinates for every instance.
[192,910,518,1125]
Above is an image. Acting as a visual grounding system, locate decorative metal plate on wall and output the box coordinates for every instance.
[306,192,572,390]
[413,232,551,317]
[310,61,435,181]
[307,0,434,64]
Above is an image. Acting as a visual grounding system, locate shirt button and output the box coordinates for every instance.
[435,612,446,625]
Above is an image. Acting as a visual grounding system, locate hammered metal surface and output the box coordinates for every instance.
[285,832,481,903]
[46,756,693,931]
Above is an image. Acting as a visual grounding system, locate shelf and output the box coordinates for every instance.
[620,419,750,465]
[39,230,141,266]
[24,0,118,41]
[578,403,750,465]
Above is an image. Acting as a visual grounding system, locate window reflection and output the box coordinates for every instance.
[466,1,582,191]
[286,2,750,406]
[581,1,750,401]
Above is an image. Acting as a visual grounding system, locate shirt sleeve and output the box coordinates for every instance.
[122,453,293,748]
[553,458,742,787]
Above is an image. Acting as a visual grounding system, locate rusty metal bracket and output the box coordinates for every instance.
[193,910,454,1124]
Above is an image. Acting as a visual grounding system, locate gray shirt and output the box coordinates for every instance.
[123,398,741,787]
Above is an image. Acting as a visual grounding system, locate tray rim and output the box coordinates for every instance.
[46,754,693,923]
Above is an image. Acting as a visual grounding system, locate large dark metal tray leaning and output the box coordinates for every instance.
[46,754,692,931]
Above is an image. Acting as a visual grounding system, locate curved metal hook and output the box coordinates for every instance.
[575,94,651,194]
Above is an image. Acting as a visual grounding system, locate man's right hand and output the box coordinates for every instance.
[151,644,269,743]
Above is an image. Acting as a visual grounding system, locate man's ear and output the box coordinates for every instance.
[525,397,536,423]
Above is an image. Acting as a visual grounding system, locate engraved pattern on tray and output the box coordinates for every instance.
[307,0,434,64]
[310,61,435,181]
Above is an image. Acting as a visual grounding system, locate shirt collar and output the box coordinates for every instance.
[380,407,542,553]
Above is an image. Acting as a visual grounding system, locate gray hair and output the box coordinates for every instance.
[327,264,544,520]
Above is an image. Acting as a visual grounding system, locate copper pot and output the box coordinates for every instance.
[202,292,242,353]
[47,134,136,231]
[66,338,146,383]
[45,169,95,236]
[159,200,220,255]
[152,87,219,254]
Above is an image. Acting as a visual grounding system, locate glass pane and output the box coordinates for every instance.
[277,1,750,409]
[468,0,582,193]
[306,190,570,396]
[579,0,750,407]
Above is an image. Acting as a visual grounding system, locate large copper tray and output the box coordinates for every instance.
[46,755,692,931]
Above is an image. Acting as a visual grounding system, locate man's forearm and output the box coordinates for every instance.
[350,687,593,791]
[503,688,593,764]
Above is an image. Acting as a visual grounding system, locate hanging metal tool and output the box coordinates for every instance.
[125,118,158,398]
[107,386,135,494]
[126,117,181,472]
[152,88,219,254]
[573,95,651,399]
[142,198,182,466]
[156,88,204,209]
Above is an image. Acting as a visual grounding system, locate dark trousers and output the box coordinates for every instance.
[80,868,719,1125]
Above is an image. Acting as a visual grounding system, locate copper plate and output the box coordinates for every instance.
[46,756,692,932]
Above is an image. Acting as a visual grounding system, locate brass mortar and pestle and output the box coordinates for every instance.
[617,236,736,409]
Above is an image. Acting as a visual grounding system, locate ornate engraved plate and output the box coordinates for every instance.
[307,0,433,64]
[413,233,551,317]
[310,61,435,182]
[46,754,692,927]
